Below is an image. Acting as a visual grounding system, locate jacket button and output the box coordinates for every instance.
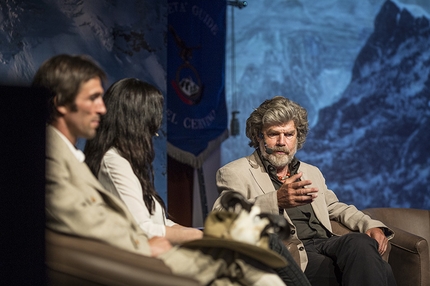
[290,230,296,235]
[299,246,304,251]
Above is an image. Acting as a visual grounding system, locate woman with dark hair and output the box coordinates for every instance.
[84,78,202,245]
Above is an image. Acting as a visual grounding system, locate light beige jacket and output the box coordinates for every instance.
[45,126,151,255]
[213,150,394,271]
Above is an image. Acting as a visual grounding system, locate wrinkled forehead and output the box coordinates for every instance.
[262,120,296,133]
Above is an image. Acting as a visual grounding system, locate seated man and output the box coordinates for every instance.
[35,54,285,285]
[213,96,396,286]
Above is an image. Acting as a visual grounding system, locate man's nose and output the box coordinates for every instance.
[97,97,107,115]
[277,134,287,145]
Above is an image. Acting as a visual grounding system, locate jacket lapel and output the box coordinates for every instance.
[248,151,274,194]
[300,165,331,230]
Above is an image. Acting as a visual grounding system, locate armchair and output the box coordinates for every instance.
[363,208,430,286]
[45,229,200,286]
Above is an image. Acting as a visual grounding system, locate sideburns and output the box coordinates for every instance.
[69,102,78,112]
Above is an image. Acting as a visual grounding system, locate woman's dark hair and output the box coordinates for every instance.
[84,78,164,214]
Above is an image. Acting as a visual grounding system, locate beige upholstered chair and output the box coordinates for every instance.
[364,208,430,286]
[45,229,200,286]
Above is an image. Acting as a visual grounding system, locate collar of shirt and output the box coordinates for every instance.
[51,126,86,163]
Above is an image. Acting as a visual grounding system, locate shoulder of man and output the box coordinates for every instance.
[46,126,66,156]
[46,125,111,193]
[297,160,322,174]
[219,152,257,170]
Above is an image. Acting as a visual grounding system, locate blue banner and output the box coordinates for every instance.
[167,0,228,168]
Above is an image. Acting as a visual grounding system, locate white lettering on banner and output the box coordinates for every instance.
[183,109,216,129]
[168,2,188,14]
[167,109,178,125]
[191,5,219,36]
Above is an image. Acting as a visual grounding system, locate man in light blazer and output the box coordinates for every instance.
[35,54,286,285]
[213,96,396,286]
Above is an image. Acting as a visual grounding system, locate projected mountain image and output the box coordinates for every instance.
[298,0,430,209]
[0,0,168,195]
[222,0,429,209]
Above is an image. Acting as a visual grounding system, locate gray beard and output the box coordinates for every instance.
[262,145,297,168]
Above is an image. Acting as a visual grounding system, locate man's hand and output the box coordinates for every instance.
[148,236,172,257]
[366,227,388,255]
[277,172,318,208]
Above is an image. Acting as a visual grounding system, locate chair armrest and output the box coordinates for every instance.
[330,220,353,236]
[46,229,200,286]
[390,225,429,253]
[387,225,429,286]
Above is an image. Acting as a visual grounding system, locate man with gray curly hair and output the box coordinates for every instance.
[213,96,396,285]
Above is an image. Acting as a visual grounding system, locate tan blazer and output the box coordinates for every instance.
[213,150,394,270]
[45,126,151,256]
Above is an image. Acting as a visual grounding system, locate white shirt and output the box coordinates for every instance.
[51,126,85,163]
[97,148,176,238]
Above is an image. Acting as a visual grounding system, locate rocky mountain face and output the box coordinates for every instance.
[0,0,166,86]
[299,0,430,209]
[0,0,168,198]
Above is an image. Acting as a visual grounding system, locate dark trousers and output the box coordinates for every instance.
[303,233,396,286]
[269,234,311,286]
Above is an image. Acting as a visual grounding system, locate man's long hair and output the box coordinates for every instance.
[246,96,309,150]
[32,54,106,123]
[84,78,165,214]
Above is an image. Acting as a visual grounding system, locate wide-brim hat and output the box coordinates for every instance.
[181,211,287,268]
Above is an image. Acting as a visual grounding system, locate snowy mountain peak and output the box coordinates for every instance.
[299,0,430,209]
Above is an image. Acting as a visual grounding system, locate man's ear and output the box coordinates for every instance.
[53,96,67,116]
[56,106,67,115]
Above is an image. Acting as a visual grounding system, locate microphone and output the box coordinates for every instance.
[264,141,274,154]
[260,133,274,154]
